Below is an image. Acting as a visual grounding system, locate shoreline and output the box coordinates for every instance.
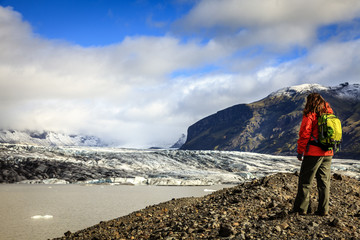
[52,172,360,240]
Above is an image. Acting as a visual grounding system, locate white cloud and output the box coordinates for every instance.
[300,40,360,85]
[1,4,360,148]
[176,0,360,48]
[0,6,234,147]
[249,39,360,88]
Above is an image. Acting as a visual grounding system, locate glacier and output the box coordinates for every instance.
[1,143,359,185]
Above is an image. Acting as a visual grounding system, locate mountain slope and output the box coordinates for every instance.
[181,83,360,159]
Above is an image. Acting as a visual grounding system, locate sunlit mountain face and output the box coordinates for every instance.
[181,83,360,159]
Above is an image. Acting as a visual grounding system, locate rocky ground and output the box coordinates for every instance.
[53,172,360,240]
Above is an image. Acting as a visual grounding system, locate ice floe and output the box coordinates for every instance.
[31,215,53,219]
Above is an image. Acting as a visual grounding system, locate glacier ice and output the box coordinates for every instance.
[31,215,53,219]
[1,143,359,185]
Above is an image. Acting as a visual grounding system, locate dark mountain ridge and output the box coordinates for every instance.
[181,83,360,159]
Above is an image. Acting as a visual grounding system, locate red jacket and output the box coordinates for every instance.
[297,103,334,156]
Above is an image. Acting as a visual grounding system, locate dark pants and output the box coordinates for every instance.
[293,155,332,214]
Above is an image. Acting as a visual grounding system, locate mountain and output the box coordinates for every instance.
[170,133,187,149]
[181,83,360,159]
[0,130,106,147]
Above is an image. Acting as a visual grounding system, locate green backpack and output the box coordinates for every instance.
[311,114,342,152]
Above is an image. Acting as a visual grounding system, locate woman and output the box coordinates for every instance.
[293,93,333,216]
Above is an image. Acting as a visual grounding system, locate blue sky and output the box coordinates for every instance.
[1,0,360,147]
[1,0,193,46]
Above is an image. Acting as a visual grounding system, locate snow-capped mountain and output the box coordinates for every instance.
[269,83,329,97]
[329,82,360,100]
[181,83,360,159]
[270,82,360,100]
[0,130,106,147]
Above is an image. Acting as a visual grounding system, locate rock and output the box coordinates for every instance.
[309,222,319,228]
[333,173,343,180]
[280,222,289,230]
[329,218,343,228]
[2,169,10,177]
[35,164,48,173]
[218,223,234,237]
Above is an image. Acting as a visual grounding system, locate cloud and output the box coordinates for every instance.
[247,39,360,89]
[1,3,360,148]
[175,0,360,48]
[300,40,360,85]
[0,6,234,147]
[146,14,168,28]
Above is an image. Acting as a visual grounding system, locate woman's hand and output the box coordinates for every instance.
[297,153,303,161]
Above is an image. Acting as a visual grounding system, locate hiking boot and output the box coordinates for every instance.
[315,211,329,216]
[289,209,306,215]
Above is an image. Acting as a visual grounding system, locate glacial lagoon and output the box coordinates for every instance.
[0,184,231,240]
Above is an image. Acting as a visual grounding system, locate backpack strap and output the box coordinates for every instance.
[308,134,330,151]
[310,134,318,143]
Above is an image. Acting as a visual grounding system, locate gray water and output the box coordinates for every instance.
[0,184,230,240]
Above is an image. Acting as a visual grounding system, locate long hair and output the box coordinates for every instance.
[303,93,326,116]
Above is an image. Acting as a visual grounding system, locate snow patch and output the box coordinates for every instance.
[269,83,329,97]
[269,82,360,100]
[330,82,360,100]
